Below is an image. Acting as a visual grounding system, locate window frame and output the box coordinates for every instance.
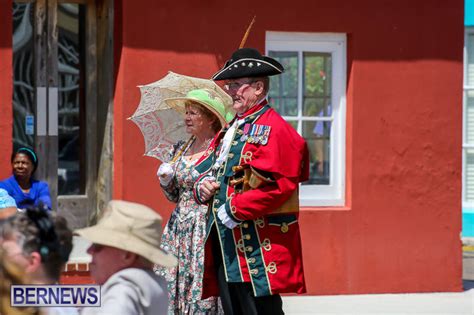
[266,32,347,206]
[463,27,474,208]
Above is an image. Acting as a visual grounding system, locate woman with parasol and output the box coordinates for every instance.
[155,88,233,314]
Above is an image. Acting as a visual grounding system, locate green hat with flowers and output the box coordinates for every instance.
[165,89,234,127]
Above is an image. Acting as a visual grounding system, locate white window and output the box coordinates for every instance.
[463,27,474,207]
[266,32,347,206]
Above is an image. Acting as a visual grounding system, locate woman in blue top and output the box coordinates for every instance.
[0,147,51,210]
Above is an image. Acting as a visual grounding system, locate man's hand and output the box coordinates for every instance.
[199,177,220,202]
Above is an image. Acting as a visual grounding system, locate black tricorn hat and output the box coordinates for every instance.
[212,48,284,81]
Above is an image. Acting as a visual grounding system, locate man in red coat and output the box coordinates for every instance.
[194,48,309,314]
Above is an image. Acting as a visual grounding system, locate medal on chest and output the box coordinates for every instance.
[241,123,271,145]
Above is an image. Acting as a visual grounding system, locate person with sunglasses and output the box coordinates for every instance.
[76,200,177,315]
[0,147,52,210]
[194,48,310,315]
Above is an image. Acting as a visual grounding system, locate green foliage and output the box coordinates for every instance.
[269,51,332,118]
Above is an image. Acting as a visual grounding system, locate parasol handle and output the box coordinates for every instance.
[170,136,195,164]
[239,15,256,49]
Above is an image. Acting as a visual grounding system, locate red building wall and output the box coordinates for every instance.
[113,0,464,294]
[0,0,13,179]
[0,0,463,295]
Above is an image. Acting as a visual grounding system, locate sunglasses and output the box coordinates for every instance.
[89,243,108,252]
[224,80,256,91]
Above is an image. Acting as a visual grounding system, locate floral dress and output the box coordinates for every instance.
[155,142,220,315]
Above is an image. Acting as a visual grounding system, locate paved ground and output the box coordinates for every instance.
[69,237,474,314]
[282,241,474,315]
[282,289,474,315]
[464,251,474,282]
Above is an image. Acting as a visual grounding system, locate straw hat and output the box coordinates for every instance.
[165,89,234,126]
[75,200,177,267]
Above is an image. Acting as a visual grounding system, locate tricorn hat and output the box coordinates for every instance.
[212,48,284,81]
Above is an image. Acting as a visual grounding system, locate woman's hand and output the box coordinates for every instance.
[157,163,175,186]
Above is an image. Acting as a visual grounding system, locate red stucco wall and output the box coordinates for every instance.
[114,0,464,294]
[0,0,13,179]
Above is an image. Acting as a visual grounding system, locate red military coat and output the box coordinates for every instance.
[194,101,309,297]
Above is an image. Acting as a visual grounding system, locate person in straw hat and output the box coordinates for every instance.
[76,200,177,315]
[155,88,233,314]
[194,48,310,314]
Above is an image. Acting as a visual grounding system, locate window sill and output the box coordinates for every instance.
[300,206,351,212]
